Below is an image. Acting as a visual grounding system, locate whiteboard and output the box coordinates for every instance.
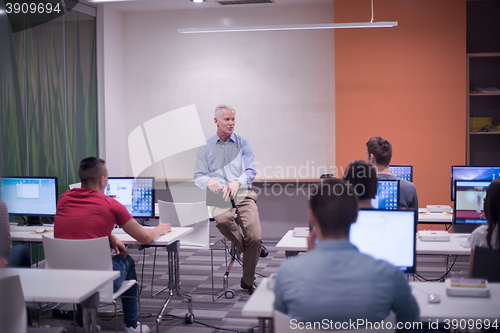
[120,4,335,179]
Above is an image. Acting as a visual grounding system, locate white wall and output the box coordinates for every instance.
[100,4,335,179]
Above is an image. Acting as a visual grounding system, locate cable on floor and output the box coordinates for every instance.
[413,255,458,282]
[158,313,243,333]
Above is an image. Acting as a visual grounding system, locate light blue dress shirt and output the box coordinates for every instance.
[274,240,419,324]
[194,133,257,189]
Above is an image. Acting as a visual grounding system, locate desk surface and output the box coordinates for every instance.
[242,278,274,318]
[276,230,471,256]
[0,268,119,304]
[242,279,500,321]
[11,226,193,246]
[416,233,471,256]
[275,230,307,253]
[410,281,500,321]
[111,227,192,246]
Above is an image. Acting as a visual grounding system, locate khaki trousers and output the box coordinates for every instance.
[212,190,262,286]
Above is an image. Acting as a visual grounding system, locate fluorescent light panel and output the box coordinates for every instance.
[178,22,398,33]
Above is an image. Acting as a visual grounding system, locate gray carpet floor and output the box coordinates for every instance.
[31,238,470,333]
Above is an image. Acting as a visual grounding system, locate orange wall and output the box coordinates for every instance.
[335,0,466,207]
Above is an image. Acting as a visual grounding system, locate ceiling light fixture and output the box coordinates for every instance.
[191,0,205,3]
[179,0,396,33]
[178,22,397,33]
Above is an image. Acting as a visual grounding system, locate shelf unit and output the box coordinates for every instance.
[466,0,500,166]
[467,53,500,165]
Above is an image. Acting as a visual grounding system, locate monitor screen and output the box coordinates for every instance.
[451,166,500,201]
[371,179,399,210]
[0,177,58,216]
[453,180,491,225]
[389,165,413,182]
[350,209,416,273]
[105,177,155,218]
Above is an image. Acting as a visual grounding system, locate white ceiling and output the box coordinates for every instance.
[86,0,333,13]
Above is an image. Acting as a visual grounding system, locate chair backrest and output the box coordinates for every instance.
[69,182,81,189]
[158,200,210,249]
[471,246,500,282]
[42,235,114,301]
[0,275,27,333]
[273,311,395,333]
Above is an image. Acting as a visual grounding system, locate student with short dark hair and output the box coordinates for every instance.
[343,160,377,209]
[55,157,171,333]
[366,136,418,209]
[273,179,419,325]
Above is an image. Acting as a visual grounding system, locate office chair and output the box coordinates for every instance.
[42,235,138,333]
[0,275,65,333]
[471,246,500,282]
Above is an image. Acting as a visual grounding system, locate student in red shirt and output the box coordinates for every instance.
[55,157,171,333]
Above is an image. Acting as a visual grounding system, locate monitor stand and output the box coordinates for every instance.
[25,216,43,226]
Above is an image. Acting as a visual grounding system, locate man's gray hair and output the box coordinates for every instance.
[214,104,235,119]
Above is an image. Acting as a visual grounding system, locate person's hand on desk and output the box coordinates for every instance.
[155,223,172,235]
[223,180,240,201]
[207,178,223,194]
[109,234,128,257]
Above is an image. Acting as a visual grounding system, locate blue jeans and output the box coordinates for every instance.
[77,255,138,327]
[6,244,31,267]
[112,254,139,326]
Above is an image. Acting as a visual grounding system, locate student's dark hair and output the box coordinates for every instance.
[343,160,378,200]
[366,136,392,167]
[484,178,500,249]
[309,179,358,237]
[79,157,106,186]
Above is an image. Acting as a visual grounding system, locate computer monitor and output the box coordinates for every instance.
[453,180,490,233]
[371,179,400,210]
[389,165,413,182]
[451,165,500,201]
[106,177,155,218]
[350,209,417,273]
[0,177,58,216]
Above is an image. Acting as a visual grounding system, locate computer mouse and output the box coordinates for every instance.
[428,294,440,303]
[35,228,47,233]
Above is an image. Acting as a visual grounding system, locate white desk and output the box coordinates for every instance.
[10,226,192,245]
[276,230,471,257]
[242,279,500,331]
[1,268,119,333]
[242,278,274,333]
[11,227,194,332]
[113,227,194,331]
[410,281,500,321]
[275,230,307,257]
[418,212,453,224]
[416,233,471,256]
[111,227,192,246]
